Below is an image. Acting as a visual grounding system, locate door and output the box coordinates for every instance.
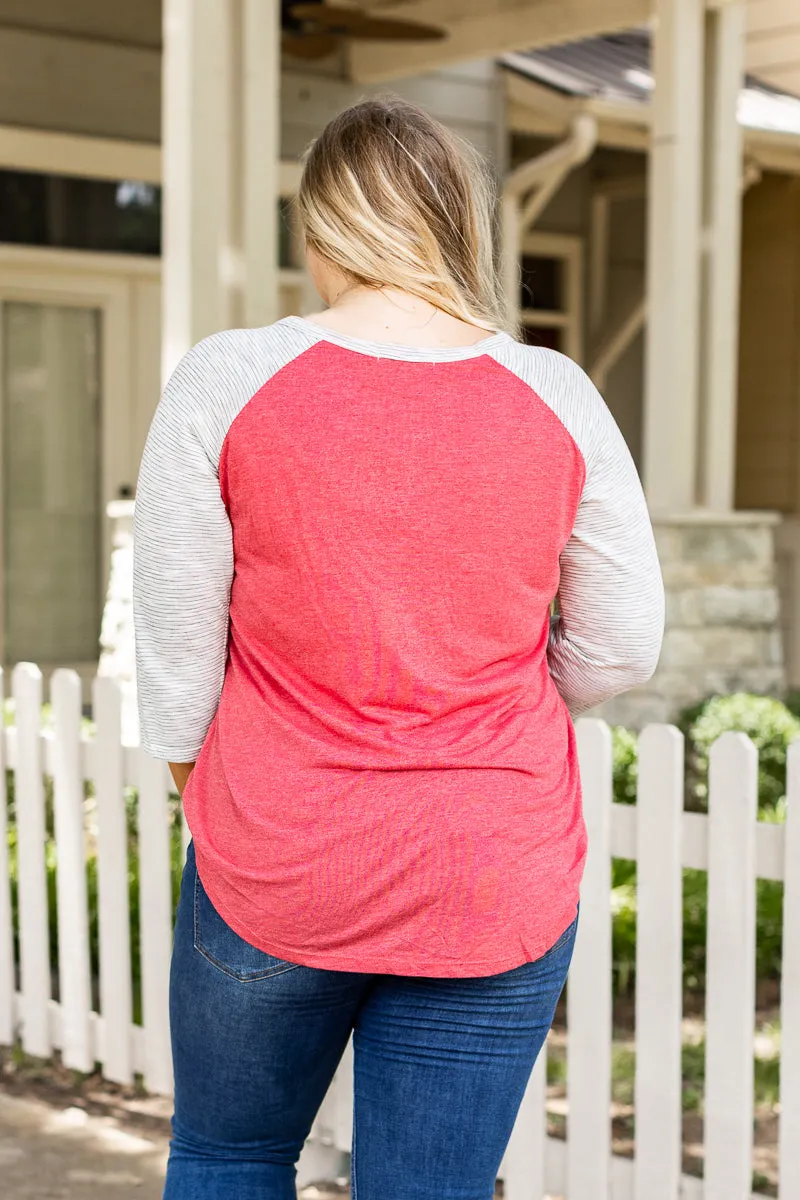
[0,247,160,683]
[1,301,102,671]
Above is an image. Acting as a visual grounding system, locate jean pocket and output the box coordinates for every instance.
[192,869,301,982]
[538,910,579,962]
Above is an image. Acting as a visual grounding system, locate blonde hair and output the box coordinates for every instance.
[296,96,506,332]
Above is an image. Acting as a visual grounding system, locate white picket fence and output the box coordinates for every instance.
[1,662,799,1199]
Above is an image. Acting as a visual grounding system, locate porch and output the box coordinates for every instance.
[1,0,799,721]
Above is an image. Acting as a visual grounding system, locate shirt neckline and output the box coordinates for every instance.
[280,314,513,362]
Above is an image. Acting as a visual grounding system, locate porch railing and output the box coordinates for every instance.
[1,662,798,1200]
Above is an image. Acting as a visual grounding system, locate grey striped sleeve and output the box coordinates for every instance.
[133,323,318,760]
[489,342,665,715]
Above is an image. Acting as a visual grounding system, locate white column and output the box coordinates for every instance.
[500,194,522,331]
[161,0,233,382]
[642,0,705,514]
[243,0,281,328]
[161,0,281,380]
[699,0,746,512]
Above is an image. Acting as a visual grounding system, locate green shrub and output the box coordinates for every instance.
[608,693,795,996]
[678,692,800,813]
[612,726,638,806]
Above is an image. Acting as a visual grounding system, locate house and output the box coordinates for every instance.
[0,0,799,729]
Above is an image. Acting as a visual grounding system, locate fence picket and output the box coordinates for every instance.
[779,740,800,1199]
[0,668,14,1044]
[502,1044,547,1200]
[13,663,51,1058]
[93,675,133,1084]
[51,670,93,1072]
[3,670,800,1198]
[568,718,613,1200]
[137,750,174,1095]
[704,731,758,1200]
[634,725,684,1200]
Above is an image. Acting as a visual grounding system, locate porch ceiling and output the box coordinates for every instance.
[349,0,800,99]
[0,0,797,100]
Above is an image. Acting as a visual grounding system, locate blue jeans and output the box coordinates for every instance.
[165,841,577,1200]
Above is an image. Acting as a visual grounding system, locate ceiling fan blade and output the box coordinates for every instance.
[282,29,340,58]
[289,4,446,40]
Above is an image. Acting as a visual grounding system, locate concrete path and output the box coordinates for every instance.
[0,1091,349,1199]
[0,1091,168,1199]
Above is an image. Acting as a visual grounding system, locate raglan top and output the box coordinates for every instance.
[133,315,664,977]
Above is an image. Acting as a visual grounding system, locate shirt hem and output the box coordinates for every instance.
[198,854,579,979]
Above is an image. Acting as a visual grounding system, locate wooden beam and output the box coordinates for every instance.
[504,66,578,129]
[0,124,160,183]
[746,30,800,73]
[743,129,800,173]
[744,0,800,37]
[348,0,651,84]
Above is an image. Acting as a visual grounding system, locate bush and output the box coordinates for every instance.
[612,726,638,806]
[608,693,797,996]
[678,692,800,813]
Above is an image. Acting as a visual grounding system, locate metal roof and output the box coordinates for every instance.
[503,30,800,137]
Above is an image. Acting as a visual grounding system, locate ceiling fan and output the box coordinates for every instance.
[281,0,447,60]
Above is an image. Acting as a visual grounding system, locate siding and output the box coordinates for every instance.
[0,23,504,166]
[281,61,505,164]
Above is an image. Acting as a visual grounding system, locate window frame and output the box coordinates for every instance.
[519,231,584,362]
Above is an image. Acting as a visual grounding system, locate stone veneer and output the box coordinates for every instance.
[99,505,786,740]
[598,512,786,728]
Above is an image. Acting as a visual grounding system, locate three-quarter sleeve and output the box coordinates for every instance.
[547,366,665,715]
[133,346,234,760]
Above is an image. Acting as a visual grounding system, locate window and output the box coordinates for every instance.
[518,233,583,362]
[0,170,301,271]
[0,170,161,255]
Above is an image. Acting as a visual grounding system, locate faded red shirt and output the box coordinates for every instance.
[133,317,663,976]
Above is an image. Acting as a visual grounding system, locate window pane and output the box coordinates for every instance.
[521,325,562,352]
[0,170,161,256]
[2,303,102,665]
[520,256,563,312]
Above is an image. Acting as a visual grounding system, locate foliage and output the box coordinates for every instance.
[607,693,796,997]
[611,725,638,806]
[678,692,800,812]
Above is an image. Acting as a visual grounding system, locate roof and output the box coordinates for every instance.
[503,30,800,138]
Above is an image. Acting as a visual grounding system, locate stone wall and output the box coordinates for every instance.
[598,512,786,728]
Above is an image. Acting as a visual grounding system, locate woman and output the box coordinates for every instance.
[133,96,664,1200]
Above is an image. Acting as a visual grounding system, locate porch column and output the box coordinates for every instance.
[161,0,281,380]
[243,0,281,328]
[698,0,746,511]
[642,0,705,514]
[161,0,233,380]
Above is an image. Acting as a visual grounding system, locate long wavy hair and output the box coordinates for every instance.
[296,95,505,332]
